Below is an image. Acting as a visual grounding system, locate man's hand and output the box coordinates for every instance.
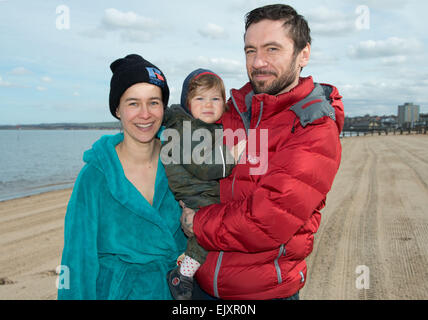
[179,201,196,237]
[231,139,247,163]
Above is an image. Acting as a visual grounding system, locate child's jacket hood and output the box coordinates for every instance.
[180,68,221,114]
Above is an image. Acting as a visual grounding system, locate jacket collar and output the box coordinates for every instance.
[230,76,315,119]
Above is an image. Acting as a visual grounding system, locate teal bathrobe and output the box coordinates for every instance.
[57,133,187,300]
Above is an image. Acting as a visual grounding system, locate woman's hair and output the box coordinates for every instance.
[186,73,229,111]
[244,4,311,56]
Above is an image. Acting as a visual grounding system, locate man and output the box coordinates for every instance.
[180,4,344,300]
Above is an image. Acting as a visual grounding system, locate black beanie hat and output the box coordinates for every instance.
[109,54,169,119]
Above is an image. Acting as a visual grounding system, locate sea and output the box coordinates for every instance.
[0,129,120,202]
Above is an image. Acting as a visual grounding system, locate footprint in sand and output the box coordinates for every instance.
[0,277,15,285]
[38,270,58,277]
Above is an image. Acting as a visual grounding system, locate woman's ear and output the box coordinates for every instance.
[115,108,120,119]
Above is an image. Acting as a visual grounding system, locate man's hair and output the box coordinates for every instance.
[245,4,311,55]
[186,73,228,111]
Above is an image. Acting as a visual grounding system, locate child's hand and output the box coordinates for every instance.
[180,201,195,237]
[232,139,247,163]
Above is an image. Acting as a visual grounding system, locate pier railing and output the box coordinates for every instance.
[341,127,428,138]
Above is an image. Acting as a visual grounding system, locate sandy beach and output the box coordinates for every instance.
[1,134,428,300]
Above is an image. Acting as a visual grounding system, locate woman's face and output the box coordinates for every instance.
[116,82,164,144]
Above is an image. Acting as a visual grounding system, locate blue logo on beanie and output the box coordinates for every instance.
[146,67,165,87]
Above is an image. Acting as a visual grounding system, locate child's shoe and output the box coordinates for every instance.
[167,266,193,300]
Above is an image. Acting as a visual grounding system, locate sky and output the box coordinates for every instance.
[0,0,427,125]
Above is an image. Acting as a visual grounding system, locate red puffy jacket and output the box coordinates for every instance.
[193,76,344,299]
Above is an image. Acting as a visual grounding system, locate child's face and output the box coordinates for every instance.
[189,86,224,124]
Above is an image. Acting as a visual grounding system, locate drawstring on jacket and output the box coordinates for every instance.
[255,101,263,129]
[291,116,298,133]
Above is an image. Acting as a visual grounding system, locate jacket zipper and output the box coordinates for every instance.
[212,91,263,298]
[213,251,224,298]
[235,94,283,285]
[274,244,286,284]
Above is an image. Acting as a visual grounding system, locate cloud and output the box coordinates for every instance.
[10,67,31,75]
[41,76,52,83]
[337,76,428,116]
[99,8,163,42]
[198,23,228,40]
[121,30,154,42]
[0,74,28,88]
[79,26,107,39]
[306,7,357,37]
[348,0,408,10]
[380,55,407,66]
[309,50,339,66]
[82,8,164,42]
[36,86,47,91]
[102,8,161,30]
[348,37,423,59]
[227,0,273,13]
[176,56,245,79]
[0,75,12,87]
[339,81,398,101]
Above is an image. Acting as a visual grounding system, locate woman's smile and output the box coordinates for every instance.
[135,122,155,131]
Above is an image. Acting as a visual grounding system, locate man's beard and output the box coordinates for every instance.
[250,59,299,95]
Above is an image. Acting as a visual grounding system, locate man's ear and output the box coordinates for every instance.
[298,43,311,68]
[115,107,120,119]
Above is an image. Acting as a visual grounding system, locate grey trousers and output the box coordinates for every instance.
[185,235,208,263]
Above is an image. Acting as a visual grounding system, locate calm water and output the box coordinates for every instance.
[0,130,120,202]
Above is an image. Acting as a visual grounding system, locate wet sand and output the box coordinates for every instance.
[1,134,428,299]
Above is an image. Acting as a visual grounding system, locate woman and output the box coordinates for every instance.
[57,54,187,300]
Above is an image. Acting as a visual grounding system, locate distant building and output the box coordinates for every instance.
[380,115,398,129]
[397,102,420,128]
[346,119,380,131]
[420,113,428,126]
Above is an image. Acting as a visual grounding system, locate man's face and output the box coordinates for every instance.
[244,19,309,95]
